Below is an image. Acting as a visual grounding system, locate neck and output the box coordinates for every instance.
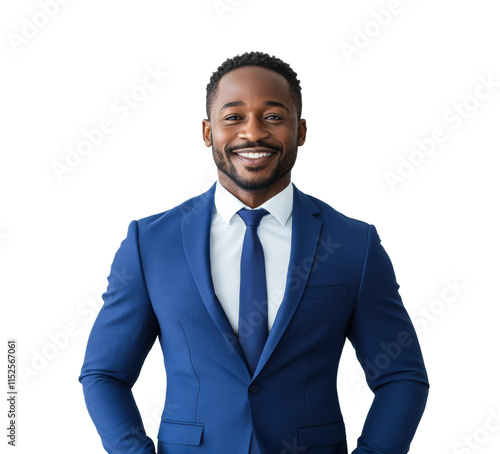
[218,173,291,208]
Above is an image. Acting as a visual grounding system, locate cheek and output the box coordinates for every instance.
[278,130,297,146]
[211,130,233,150]
[282,136,298,153]
[213,124,235,137]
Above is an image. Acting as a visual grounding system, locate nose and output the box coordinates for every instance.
[237,115,270,142]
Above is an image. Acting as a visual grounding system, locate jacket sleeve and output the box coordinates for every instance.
[346,224,429,454]
[79,220,160,454]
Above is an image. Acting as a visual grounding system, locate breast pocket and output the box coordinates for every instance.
[301,285,350,301]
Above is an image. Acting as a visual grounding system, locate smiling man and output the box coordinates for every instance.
[79,51,429,454]
[203,63,306,208]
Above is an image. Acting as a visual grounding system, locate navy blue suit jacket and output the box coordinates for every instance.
[79,182,429,454]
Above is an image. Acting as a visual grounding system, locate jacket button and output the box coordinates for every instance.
[249,383,260,394]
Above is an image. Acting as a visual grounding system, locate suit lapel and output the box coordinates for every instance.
[181,182,322,380]
[253,184,322,379]
[181,182,251,377]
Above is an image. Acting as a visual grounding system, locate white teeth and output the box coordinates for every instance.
[236,152,273,158]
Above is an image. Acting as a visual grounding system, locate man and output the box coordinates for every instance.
[79,51,429,454]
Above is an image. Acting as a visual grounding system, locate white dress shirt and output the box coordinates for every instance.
[209,180,293,336]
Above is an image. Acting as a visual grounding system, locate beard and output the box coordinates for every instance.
[212,140,297,192]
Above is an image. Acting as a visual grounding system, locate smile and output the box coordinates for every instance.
[236,151,273,159]
[232,148,277,166]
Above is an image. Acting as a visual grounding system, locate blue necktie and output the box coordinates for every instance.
[237,208,270,374]
[237,208,269,454]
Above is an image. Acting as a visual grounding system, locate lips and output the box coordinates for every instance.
[232,147,277,166]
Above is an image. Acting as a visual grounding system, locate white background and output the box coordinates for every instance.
[1,1,499,453]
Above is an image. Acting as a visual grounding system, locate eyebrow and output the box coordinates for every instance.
[219,100,290,113]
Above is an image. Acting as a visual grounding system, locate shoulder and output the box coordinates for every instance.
[294,185,371,236]
[134,184,216,233]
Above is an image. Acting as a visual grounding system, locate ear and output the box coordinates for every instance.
[202,119,212,147]
[297,119,307,146]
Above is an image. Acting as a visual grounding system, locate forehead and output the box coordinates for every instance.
[212,66,293,112]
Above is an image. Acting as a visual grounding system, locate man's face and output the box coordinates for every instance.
[202,66,306,193]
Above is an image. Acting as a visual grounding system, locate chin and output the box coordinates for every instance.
[234,177,273,192]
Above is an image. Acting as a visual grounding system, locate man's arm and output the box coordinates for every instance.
[79,220,160,454]
[347,224,429,454]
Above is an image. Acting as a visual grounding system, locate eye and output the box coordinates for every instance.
[266,115,282,120]
[224,115,241,121]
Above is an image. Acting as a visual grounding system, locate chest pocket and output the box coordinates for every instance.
[301,285,349,300]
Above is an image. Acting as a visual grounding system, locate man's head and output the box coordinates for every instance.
[202,51,307,202]
[205,51,303,121]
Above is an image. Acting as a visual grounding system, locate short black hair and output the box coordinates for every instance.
[206,51,302,120]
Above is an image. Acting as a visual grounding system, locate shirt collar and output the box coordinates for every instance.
[214,180,293,226]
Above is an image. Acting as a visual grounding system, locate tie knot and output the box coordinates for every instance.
[237,208,269,227]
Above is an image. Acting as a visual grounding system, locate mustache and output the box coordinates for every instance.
[225,141,282,154]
